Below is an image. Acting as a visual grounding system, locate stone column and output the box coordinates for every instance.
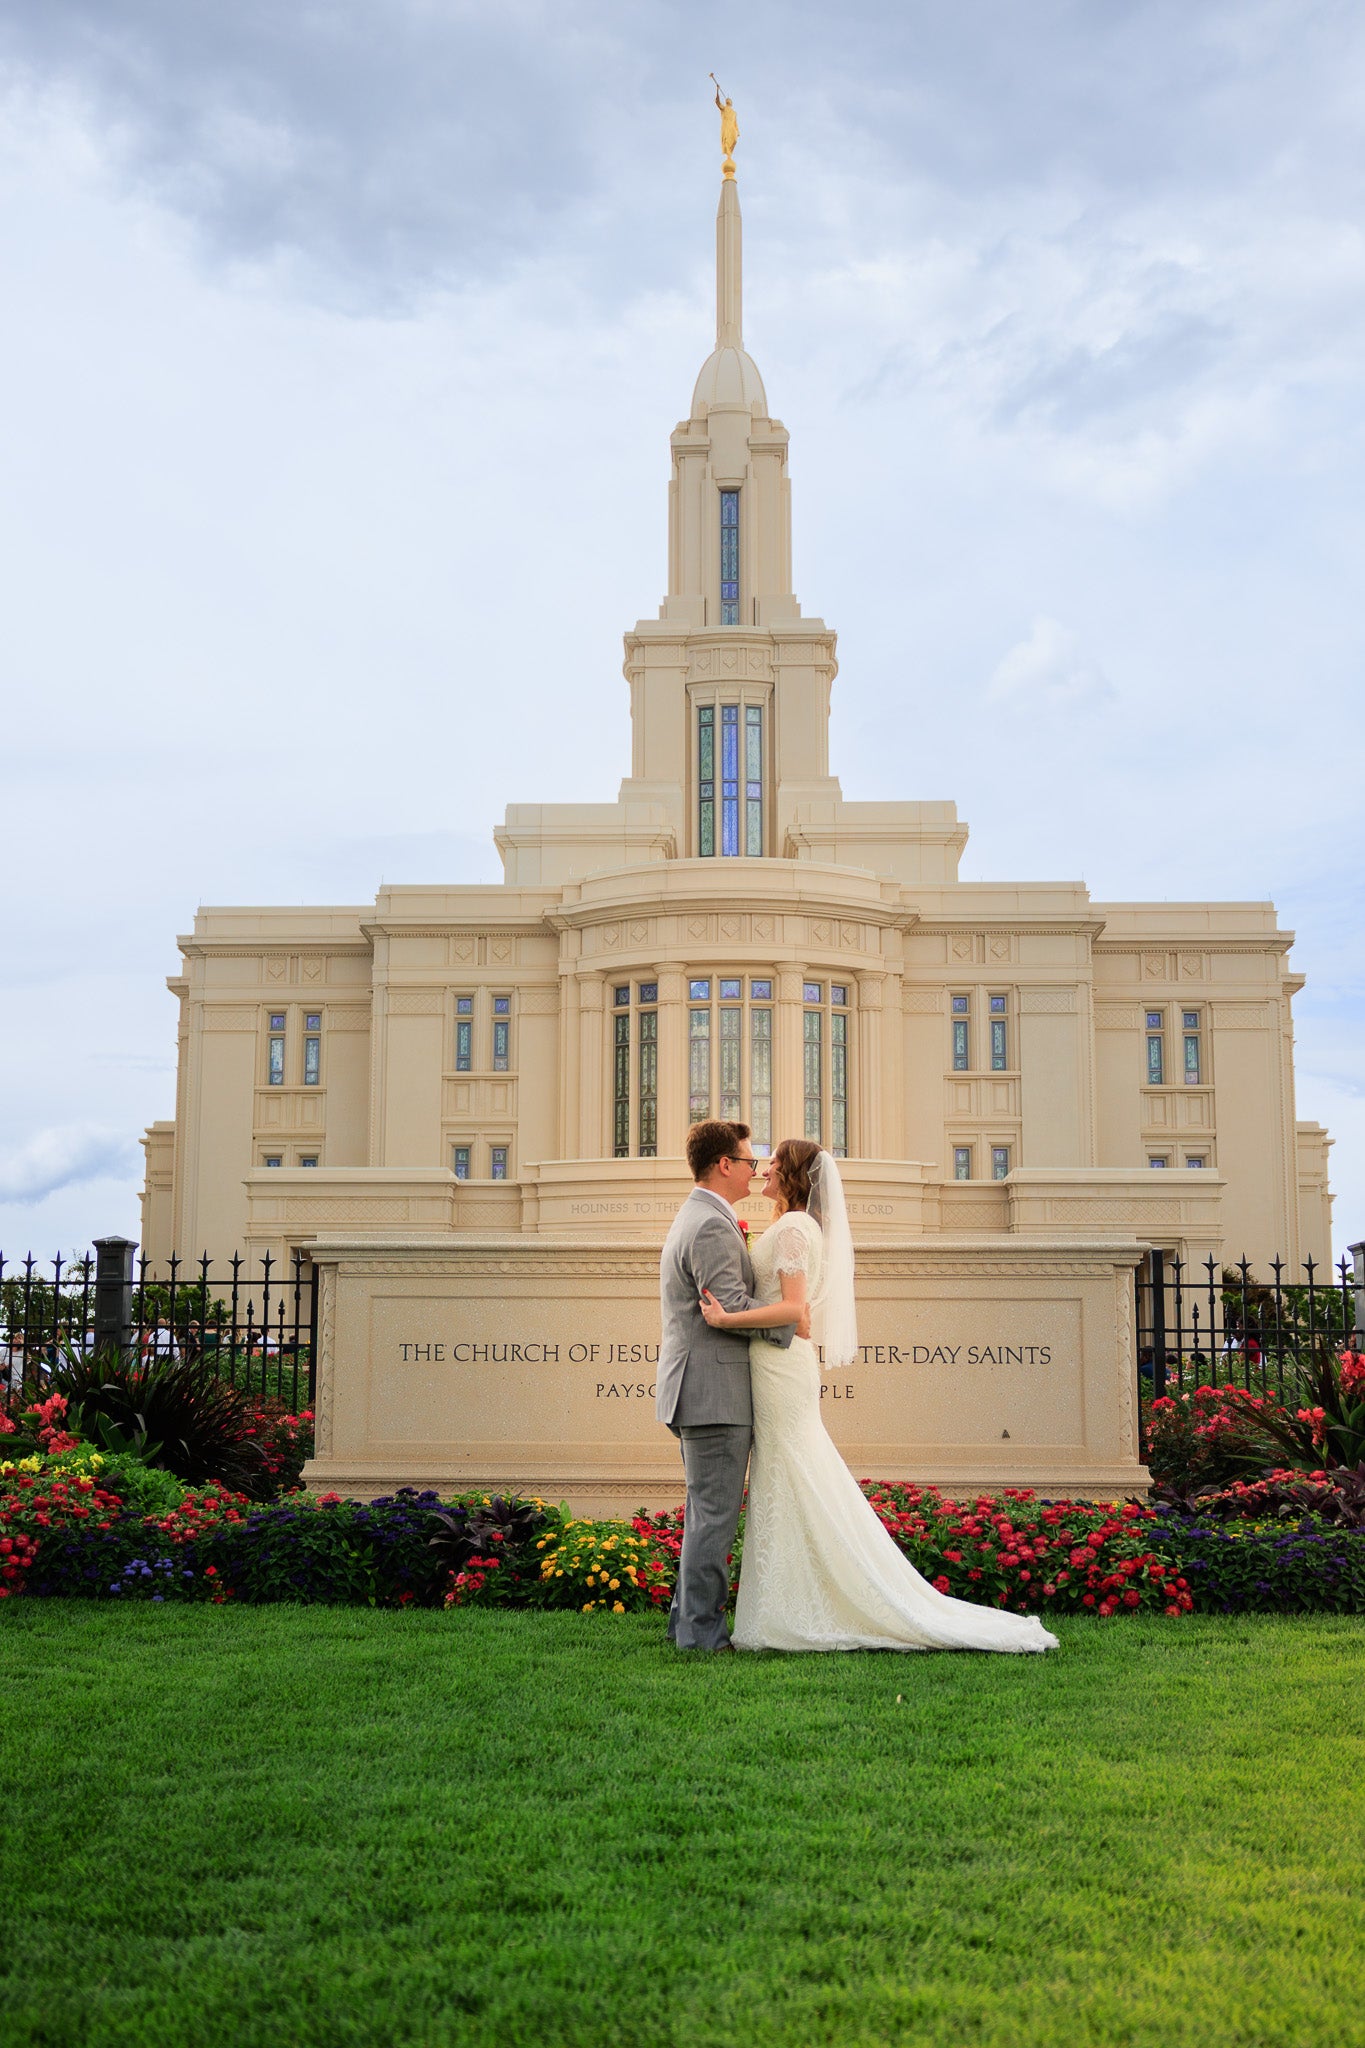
[775,969,806,1144]
[656,969,687,1157]
[856,973,886,1158]
[576,975,605,1159]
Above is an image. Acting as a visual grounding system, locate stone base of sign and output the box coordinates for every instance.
[301,1234,1151,1514]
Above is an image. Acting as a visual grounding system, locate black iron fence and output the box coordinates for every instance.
[1,1242,318,1412]
[1136,1251,1363,1406]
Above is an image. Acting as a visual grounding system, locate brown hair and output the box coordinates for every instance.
[686,1120,749,1181]
[770,1137,820,1213]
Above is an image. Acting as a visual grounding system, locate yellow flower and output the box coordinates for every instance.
[555,1569,564,1578]
[612,1601,625,1613]
[582,1601,594,1613]
[608,1578,620,1590]
[586,1574,596,1586]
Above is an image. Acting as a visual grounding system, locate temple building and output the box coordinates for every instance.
[141,160,1333,1277]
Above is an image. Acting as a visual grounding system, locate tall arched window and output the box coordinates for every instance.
[698,702,763,857]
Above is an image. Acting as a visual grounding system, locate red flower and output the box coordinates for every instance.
[932,1574,950,1593]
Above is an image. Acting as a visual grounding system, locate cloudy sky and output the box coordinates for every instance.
[2,0,1362,1260]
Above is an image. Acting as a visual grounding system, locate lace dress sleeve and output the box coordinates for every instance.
[769,1214,814,1276]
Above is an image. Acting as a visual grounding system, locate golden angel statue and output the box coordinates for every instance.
[710,76,739,174]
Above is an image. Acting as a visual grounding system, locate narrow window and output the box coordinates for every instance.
[264,1155,283,1169]
[639,1007,658,1157]
[452,1146,471,1179]
[803,1008,822,1143]
[989,994,1008,1072]
[719,978,741,1000]
[719,1003,742,1121]
[456,995,473,1014]
[744,704,763,855]
[689,979,711,1001]
[299,1156,318,1168]
[614,985,630,1008]
[1182,1010,1201,1084]
[719,488,739,624]
[493,1019,510,1072]
[455,1019,472,1072]
[991,1145,1011,1180]
[1185,1155,1206,1169]
[268,1013,286,1086]
[750,1004,772,1155]
[1146,1011,1164,1086]
[490,1146,509,1181]
[1148,1155,1169,1169]
[638,981,658,1005]
[613,1010,630,1158]
[688,1007,711,1123]
[831,1010,848,1158]
[698,706,715,857]
[750,979,772,1000]
[951,994,970,1072]
[721,705,740,855]
[953,1146,973,1181]
[303,1015,321,1087]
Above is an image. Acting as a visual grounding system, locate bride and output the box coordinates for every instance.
[700,1138,1058,1654]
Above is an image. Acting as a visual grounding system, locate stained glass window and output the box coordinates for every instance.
[300,1156,318,1168]
[803,983,822,1005]
[305,1013,321,1031]
[639,1008,658,1157]
[268,1035,285,1086]
[745,704,762,854]
[490,1147,509,1181]
[1183,1012,1201,1084]
[457,996,473,1016]
[613,1013,630,1157]
[831,1011,847,1157]
[455,1020,472,1072]
[304,1034,320,1086]
[990,998,1008,1072]
[614,986,630,1008]
[1146,1019,1164,1086]
[269,1014,286,1031]
[1185,1155,1206,1169]
[750,1005,772,1154]
[750,979,772,1000]
[493,1020,509,1072]
[719,978,741,1000]
[264,1155,282,1169]
[831,985,847,1008]
[689,979,711,1001]
[689,1008,711,1123]
[453,1146,470,1179]
[953,1147,972,1181]
[493,996,510,1016]
[719,488,739,624]
[1148,1156,1168,1169]
[803,1009,822,1143]
[639,982,658,1005]
[721,705,740,855]
[952,996,970,1071]
[992,1145,1010,1180]
[698,706,715,858]
[719,1004,742,1120]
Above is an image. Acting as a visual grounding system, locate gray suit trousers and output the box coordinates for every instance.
[668,1421,751,1650]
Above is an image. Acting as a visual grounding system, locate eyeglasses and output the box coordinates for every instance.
[728,1155,759,1171]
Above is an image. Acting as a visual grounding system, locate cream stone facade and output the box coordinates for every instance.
[139,163,1332,1503]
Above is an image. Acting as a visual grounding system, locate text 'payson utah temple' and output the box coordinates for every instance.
[141,118,1333,1277]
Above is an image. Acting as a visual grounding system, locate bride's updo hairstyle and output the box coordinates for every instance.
[770,1137,820,1214]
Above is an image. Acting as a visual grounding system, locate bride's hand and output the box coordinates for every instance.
[699,1289,731,1329]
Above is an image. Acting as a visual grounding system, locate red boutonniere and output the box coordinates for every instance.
[737,1219,750,1239]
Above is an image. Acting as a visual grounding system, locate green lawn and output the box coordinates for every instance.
[2,1607,1363,2048]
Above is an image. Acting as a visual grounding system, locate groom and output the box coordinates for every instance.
[656,1120,807,1651]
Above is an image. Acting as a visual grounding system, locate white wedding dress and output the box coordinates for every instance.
[733,1209,1058,1654]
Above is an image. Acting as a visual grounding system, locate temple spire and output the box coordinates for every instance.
[716,177,742,350]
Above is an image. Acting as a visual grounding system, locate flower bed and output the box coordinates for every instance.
[4,1456,1363,1617]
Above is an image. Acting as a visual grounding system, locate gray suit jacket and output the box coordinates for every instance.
[656,1188,794,1429]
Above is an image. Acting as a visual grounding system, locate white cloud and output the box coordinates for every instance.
[0,1126,139,1206]
[985,617,1115,712]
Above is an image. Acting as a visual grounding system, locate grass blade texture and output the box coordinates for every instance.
[2,1607,1363,2048]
